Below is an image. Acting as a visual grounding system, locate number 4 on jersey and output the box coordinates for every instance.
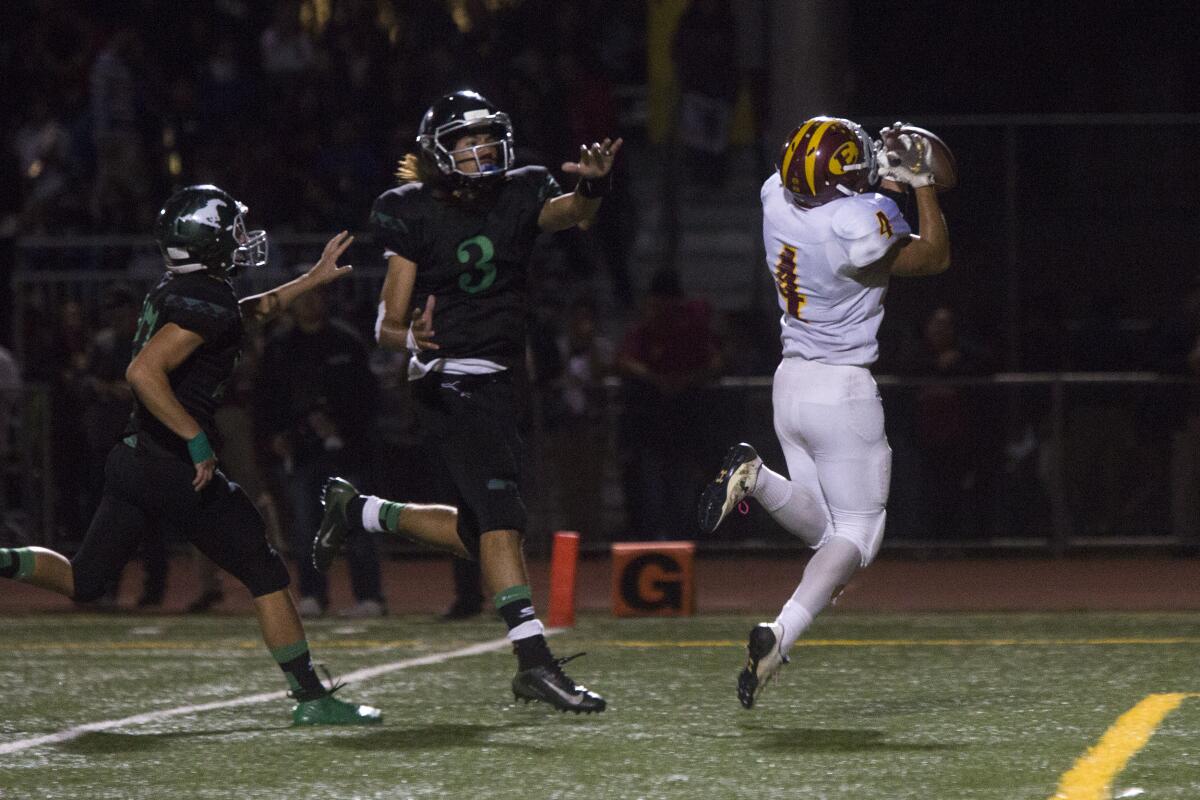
[774,244,807,318]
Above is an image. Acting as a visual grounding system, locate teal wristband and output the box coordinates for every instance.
[187,432,214,464]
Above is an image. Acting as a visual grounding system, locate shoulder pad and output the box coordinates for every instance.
[507,165,551,180]
[831,195,908,268]
[507,164,561,203]
[373,183,423,209]
[761,173,783,202]
[370,184,424,232]
[831,195,886,239]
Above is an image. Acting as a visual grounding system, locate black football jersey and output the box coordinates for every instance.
[369,166,562,369]
[124,272,243,461]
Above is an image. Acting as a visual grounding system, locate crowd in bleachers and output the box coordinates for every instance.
[3,0,1198,555]
[3,0,644,236]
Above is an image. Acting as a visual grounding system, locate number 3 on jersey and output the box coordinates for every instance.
[457,235,497,294]
[774,244,807,318]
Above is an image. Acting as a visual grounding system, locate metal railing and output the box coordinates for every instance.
[525,372,1198,553]
[1,371,1192,554]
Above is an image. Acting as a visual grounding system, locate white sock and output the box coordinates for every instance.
[776,536,862,653]
[361,496,385,533]
[774,601,814,655]
[751,465,827,545]
[507,619,545,642]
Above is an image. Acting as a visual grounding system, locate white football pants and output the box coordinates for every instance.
[765,357,891,567]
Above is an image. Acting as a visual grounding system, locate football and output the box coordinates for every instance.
[880,124,958,191]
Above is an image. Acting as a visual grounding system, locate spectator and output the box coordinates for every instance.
[672,0,739,187]
[260,2,316,79]
[89,27,152,232]
[256,278,385,618]
[13,98,76,234]
[898,305,993,538]
[617,268,722,538]
[544,298,615,540]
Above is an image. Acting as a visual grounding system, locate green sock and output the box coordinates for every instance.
[270,639,326,701]
[494,584,533,610]
[0,548,35,579]
[379,501,405,533]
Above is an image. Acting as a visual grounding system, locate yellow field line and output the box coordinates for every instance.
[1050,693,1199,800]
[599,637,1200,649]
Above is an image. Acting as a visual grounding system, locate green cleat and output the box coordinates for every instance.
[313,477,358,573]
[291,692,382,726]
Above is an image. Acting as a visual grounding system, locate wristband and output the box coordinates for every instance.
[577,175,611,199]
[187,431,214,464]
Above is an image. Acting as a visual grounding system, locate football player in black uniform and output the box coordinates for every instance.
[0,185,381,726]
[313,90,621,713]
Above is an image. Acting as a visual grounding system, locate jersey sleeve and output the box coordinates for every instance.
[508,166,563,238]
[369,186,423,262]
[159,285,240,343]
[517,166,563,209]
[832,194,912,269]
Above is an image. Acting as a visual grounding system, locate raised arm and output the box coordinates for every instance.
[882,185,950,277]
[538,138,623,233]
[875,131,951,277]
[239,232,354,322]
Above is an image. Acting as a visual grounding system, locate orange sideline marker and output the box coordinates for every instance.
[547,531,580,627]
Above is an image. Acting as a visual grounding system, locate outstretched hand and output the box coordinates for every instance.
[309,231,355,284]
[410,294,439,351]
[562,137,623,180]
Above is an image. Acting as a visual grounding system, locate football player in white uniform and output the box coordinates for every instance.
[697,116,951,708]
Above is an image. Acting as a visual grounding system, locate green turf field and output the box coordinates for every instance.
[3,611,1199,799]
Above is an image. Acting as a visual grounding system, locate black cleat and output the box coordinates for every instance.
[313,477,358,573]
[698,443,763,534]
[512,653,606,714]
[738,622,788,709]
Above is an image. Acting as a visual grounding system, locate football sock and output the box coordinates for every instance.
[271,640,327,702]
[0,548,35,580]
[357,495,405,534]
[345,496,367,532]
[775,536,862,653]
[751,466,829,546]
[495,585,551,670]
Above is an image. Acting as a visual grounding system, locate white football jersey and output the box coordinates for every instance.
[761,175,910,367]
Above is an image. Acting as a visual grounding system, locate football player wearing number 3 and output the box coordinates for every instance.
[697,117,952,709]
[313,90,619,713]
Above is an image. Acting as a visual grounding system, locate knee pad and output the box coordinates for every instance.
[827,505,887,567]
[232,547,291,598]
[465,482,527,542]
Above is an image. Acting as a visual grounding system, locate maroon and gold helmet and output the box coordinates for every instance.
[778,116,878,208]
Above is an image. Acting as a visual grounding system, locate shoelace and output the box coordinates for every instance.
[288,664,346,701]
[318,664,347,695]
[546,652,587,686]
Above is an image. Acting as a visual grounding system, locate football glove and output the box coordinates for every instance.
[877,122,935,188]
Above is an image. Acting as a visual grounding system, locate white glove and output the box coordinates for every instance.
[877,124,935,188]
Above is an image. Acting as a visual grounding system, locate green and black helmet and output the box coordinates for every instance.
[154,184,268,274]
[416,90,514,189]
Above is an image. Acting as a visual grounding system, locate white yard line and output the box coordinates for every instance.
[2,631,558,756]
